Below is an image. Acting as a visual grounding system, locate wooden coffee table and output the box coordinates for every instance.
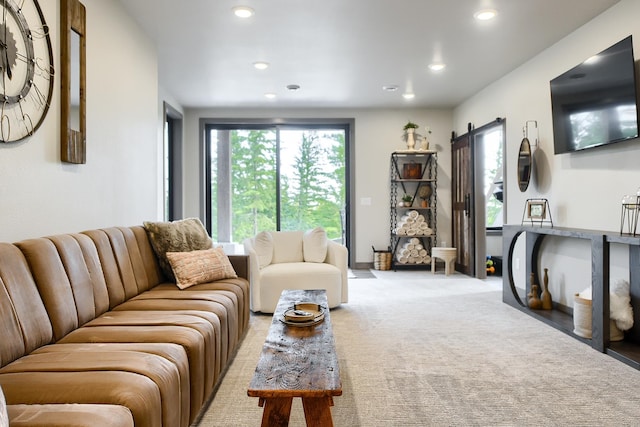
[248,289,342,427]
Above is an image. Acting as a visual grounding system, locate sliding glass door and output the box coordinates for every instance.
[205,123,348,247]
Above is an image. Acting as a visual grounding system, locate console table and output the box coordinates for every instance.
[503,225,640,369]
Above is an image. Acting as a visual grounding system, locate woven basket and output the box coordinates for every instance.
[573,293,623,341]
[373,250,392,271]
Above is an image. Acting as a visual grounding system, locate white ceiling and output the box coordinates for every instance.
[119,0,620,109]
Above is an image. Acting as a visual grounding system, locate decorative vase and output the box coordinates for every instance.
[527,273,542,309]
[541,268,552,310]
[406,128,416,150]
[421,199,428,208]
[420,136,429,150]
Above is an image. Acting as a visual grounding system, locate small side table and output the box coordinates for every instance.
[431,247,457,275]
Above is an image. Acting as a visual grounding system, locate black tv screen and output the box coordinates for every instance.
[550,35,639,154]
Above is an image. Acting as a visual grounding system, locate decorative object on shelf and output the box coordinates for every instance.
[573,290,624,341]
[527,273,543,309]
[396,237,431,265]
[402,121,421,150]
[402,161,422,179]
[394,210,433,236]
[420,126,432,151]
[619,191,640,235]
[401,194,413,207]
[541,268,552,309]
[521,198,553,227]
[418,184,432,208]
[0,0,54,143]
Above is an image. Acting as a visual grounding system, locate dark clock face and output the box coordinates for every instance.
[0,0,53,143]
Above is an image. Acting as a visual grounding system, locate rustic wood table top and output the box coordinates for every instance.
[248,289,342,399]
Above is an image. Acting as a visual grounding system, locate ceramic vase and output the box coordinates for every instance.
[527,273,543,309]
[420,136,429,150]
[406,128,416,150]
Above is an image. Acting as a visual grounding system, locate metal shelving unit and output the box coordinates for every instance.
[389,151,437,270]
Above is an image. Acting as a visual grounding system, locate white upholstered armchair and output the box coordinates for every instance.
[243,228,348,313]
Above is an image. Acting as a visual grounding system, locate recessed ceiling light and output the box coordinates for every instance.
[232,6,254,18]
[253,61,269,70]
[474,9,497,21]
[428,63,446,72]
[402,93,415,100]
[264,93,276,99]
[383,85,399,92]
[286,84,301,91]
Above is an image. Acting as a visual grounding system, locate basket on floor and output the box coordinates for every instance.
[372,246,392,270]
[573,293,623,341]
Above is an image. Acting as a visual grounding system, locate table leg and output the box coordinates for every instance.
[431,257,436,274]
[302,396,334,427]
[259,397,293,427]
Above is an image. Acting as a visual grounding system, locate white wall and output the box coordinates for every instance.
[0,0,160,242]
[454,0,640,304]
[182,107,453,265]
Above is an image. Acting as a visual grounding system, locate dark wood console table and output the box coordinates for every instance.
[503,225,640,369]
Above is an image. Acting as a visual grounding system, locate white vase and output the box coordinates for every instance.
[420,136,429,151]
[406,128,415,150]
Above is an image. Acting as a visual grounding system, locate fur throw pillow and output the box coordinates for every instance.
[143,218,213,281]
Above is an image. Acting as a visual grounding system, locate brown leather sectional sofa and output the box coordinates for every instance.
[0,225,250,427]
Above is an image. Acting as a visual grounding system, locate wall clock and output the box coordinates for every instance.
[0,0,53,143]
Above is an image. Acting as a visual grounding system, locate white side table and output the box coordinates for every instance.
[431,247,457,275]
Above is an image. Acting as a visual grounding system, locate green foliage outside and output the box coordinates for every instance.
[212,128,346,243]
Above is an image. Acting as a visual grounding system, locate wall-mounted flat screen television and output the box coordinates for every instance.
[550,35,639,154]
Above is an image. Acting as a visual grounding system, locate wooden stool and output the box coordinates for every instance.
[431,247,457,275]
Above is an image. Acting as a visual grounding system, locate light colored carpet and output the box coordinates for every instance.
[196,271,640,426]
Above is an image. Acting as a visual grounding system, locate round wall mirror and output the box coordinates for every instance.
[517,137,532,192]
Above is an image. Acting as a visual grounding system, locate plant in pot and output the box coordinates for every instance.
[402,121,422,150]
[401,194,413,207]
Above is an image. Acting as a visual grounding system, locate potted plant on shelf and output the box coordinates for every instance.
[401,194,413,207]
[402,121,422,150]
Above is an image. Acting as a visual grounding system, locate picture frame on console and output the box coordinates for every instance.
[527,200,546,220]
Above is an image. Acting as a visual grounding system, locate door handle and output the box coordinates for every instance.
[464,194,470,217]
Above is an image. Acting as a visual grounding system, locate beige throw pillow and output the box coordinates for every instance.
[166,247,237,289]
[254,231,274,269]
[303,227,328,263]
[143,218,213,281]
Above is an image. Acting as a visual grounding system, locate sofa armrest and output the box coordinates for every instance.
[242,238,262,311]
[227,255,249,281]
[325,240,348,303]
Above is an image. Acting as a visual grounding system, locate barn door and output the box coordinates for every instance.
[451,133,474,276]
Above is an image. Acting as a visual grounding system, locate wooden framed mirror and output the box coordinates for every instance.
[517,137,532,192]
[61,0,86,164]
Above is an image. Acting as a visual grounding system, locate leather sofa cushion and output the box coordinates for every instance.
[7,404,134,427]
[0,244,53,367]
[0,370,161,427]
